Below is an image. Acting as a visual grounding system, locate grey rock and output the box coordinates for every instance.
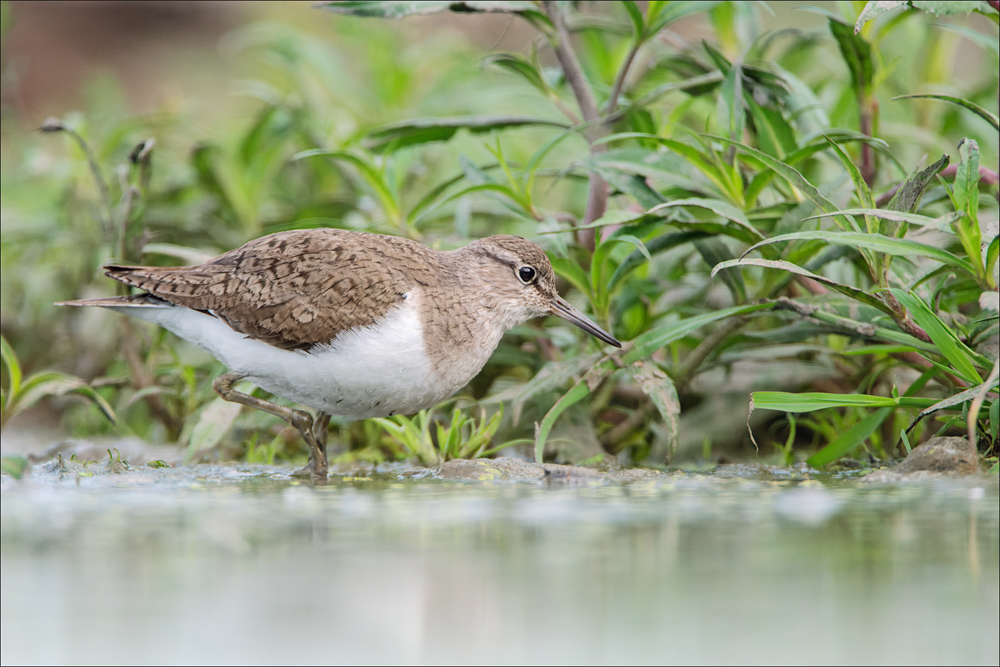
[863,436,979,482]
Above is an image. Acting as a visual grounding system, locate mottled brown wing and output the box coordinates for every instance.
[105,229,437,350]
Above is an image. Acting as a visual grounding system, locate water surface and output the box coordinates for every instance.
[2,465,997,665]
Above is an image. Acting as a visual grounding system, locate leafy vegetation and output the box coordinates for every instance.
[1,1,997,470]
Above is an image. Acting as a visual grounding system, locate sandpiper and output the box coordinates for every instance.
[59,229,620,480]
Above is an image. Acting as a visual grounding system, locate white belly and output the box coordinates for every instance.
[111,300,455,419]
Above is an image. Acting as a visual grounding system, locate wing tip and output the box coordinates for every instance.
[54,295,168,308]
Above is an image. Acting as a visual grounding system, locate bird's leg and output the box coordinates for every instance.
[312,412,331,462]
[212,372,328,482]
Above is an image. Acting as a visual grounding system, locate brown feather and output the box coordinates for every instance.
[103,229,437,350]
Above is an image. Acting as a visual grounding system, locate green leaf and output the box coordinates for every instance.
[894,95,999,132]
[711,258,895,315]
[886,154,950,213]
[743,132,889,206]
[954,139,983,278]
[1,455,29,480]
[718,58,746,142]
[293,149,400,221]
[911,1,987,18]
[592,136,730,199]
[648,197,764,241]
[625,302,777,363]
[954,139,981,219]
[628,361,679,462]
[551,257,593,299]
[697,239,746,303]
[608,231,710,291]
[829,17,874,98]
[799,209,961,231]
[615,234,652,262]
[854,1,908,34]
[0,335,22,398]
[705,135,858,230]
[535,382,590,464]
[364,115,569,151]
[890,289,984,383]
[483,52,549,95]
[824,136,876,230]
[741,231,976,276]
[622,0,644,39]
[187,397,242,459]
[646,1,721,35]
[751,392,931,412]
[908,378,1000,426]
[806,408,892,468]
[606,72,724,123]
[747,99,797,159]
[316,1,552,29]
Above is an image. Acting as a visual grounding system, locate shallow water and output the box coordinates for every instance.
[2,464,998,665]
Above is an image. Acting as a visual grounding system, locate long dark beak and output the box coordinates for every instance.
[550,296,621,348]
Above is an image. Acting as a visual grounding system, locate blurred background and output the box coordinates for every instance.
[1,1,997,470]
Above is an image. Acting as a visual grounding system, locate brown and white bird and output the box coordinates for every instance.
[59,229,620,480]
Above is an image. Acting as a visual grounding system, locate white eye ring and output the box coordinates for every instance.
[517,266,537,284]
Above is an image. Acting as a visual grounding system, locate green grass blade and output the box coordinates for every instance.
[823,136,877,230]
[535,382,590,464]
[894,94,1000,132]
[625,302,775,363]
[890,289,984,383]
[712,258,895,316]
[806,407,892,468]
[704,135,858,230]
[648,198,763,241]
[751,392,897,413]
[0,335,22,398]
[799,209,961,231]
[741,231,976,276]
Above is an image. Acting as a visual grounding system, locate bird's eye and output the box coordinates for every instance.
[517,266,537,284]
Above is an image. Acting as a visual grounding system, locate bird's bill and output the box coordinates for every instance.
[550,296,621,348]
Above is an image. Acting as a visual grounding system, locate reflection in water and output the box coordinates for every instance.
[2,467,998,664]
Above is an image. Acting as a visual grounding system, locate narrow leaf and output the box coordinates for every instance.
[648,198,763,241]
[886,154,950,213]
[894,94,999,132]
[535,382,590,464]
[187,397,242,458]
[364,115,569,151]
[891,289,984,383]
[0,335,22,398]
[854,1,908,34]
[829,17,874,98]
[625,302,776,363]
[799,209,961,231]
[741,231,976,276]
[629,361,679,462]
[807,407,892,468]
[712,258,895,315]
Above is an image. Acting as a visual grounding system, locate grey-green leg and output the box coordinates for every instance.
[212,372,329,481]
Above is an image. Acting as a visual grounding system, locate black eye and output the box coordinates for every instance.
[517,266,536,284]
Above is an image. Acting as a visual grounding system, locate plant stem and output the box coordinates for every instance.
[63,127,113,237]
[606,41,640,118]
[543,1,607,250]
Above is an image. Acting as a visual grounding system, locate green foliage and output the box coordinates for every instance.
[1,336,117,430]
[373,402,521,466]
[2,1,997,468]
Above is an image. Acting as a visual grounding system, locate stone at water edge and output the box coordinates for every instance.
[863,436,980,482]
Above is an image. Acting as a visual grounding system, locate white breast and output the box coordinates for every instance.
[109,294,458,419]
